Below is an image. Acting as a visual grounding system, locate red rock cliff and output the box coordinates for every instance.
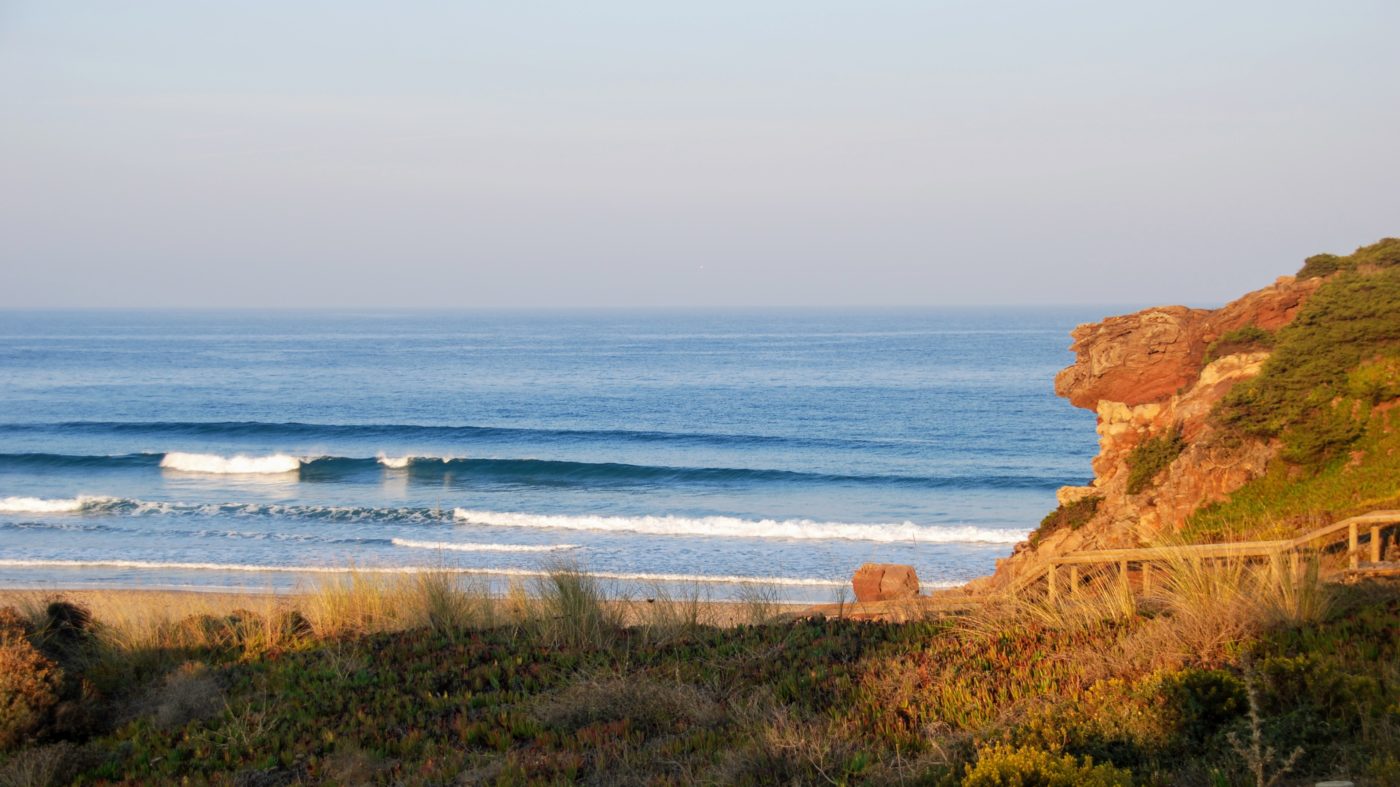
[977,274,1323,589]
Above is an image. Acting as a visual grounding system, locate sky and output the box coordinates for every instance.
[2,1,1398,309]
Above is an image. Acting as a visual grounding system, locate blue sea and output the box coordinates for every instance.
[0,310,1100,601]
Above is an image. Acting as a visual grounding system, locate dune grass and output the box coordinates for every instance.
[0,564,1396,785]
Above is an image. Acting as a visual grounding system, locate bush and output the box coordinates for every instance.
[1296,237,1400,279]
[1030,495,1102,546]
[1278,397,1366,467]
[0,608,31,639]
[1218,247,1400,462]
[1346,355,1400,405]
[1156,668,1246,743]
[1204,324,1274,363]
[0,632,62,750]
[1125,423,1186,495]
[961,744,1133,786]
[1297,253,1344,280]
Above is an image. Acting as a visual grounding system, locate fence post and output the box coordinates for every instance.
[1120,559,1129,593]
[1069,566,1080,598]
[1349,521,1359,570]
[1290,550,1300,578]
[1371,525,1382,564]
[1141,562,1151,594]
[1047,563,1058,601]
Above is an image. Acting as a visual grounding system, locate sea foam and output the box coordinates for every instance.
[390,538,576,553]
[452,509,1028,544]
[0,496,113,514]
[160,452,303,475]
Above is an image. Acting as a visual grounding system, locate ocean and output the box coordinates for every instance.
[0,309,1101,601]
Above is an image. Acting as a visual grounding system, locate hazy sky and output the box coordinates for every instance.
[2,2,1398,308]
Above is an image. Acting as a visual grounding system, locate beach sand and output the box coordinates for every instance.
[0,587,816,630]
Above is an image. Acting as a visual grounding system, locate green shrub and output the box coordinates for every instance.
[1204,324,1274,363]
[1297,253,1343,280]
[1349,236,1400,268]
[1125,423,1186,495]
[1029,495,1102,546]
[1156,668,1246,743]
[1346,355,1400,405]
[961,744,1133,786]
[1218,247,1400,454]
[1278,397,1366,467]
[1296,237,1400,279]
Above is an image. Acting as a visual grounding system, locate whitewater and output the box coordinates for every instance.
[0,309,1099,599]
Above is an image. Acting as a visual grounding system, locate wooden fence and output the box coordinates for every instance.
[1005,510,1400,600]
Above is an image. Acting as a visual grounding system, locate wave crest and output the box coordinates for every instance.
[376,454,413,469]
[452,509,1026,544]
[160,452,303,474]
[390,538,576,553]
[0,496,114,514]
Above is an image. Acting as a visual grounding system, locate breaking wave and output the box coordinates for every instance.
[0,451,1069,490]
[453,509,1027,544]
[390,538,576,553]
[0,496,116,514]
[0,496,1027,546]
[160,452,303,475]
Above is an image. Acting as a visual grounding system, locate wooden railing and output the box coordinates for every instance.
[1004,510,1400,600]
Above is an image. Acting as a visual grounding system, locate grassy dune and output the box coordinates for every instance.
[1,563,1397,786]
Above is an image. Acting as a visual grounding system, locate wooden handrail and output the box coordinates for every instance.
[1004,510,1400,598]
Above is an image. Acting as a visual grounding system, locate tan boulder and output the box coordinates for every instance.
[852,563,920,602]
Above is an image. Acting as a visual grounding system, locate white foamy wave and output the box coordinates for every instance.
[0,559,847,586]
[452,509,1027,544]
[377,454,458,469]
[0,496,115,514]
[160,452,303,475]
[391,538,577,553]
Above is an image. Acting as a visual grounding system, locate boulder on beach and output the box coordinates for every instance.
[852,563,919,602]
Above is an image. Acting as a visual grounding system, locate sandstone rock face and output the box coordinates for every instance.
[982,275,1323,591]
[1054,276,1319,409]
[852,563,920,602]
[1056,485,1097,506]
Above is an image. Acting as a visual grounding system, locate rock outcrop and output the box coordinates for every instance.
[978,274,1323,590]
[852,563,920,602]
[1054,276,1319,409]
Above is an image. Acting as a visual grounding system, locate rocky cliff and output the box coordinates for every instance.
[975,274,1324,590]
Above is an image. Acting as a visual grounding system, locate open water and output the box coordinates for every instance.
[0,309,1102,601]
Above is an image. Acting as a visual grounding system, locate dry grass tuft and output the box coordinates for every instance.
[302,571,405,637]
[637,581,714,643]
[734,582,783,626]
[129,661,225,731]
[968,545,1337,674]
[531,566,624,650]
[318,745,391,785]
[0,742,82,787]
[716,687,865,785]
